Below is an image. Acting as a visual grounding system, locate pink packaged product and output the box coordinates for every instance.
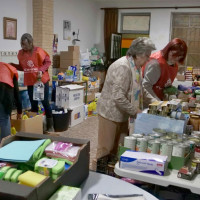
[45,141,81,162]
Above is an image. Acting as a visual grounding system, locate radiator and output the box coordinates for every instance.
[0,51,18,63]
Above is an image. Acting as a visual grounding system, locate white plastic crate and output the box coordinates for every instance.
[69,104,84,127]
[56,84,84,109]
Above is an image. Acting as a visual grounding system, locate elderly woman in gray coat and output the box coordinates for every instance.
[93,37,156,170]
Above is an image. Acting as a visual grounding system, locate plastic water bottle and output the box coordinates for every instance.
[79,67,83,81]
[33,71,44,101]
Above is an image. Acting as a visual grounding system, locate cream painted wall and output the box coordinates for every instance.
[0,0,200,55]
[54,0,98,52]
[0,0,32,51]
[95,0,200,54]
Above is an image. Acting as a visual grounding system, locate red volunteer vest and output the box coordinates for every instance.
[18,47,50,86]
[142,51,178,100]
[0,62,18,87]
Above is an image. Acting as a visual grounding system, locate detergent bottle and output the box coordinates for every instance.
[33,71,44,101]
[11,126,17,135]
[88,103,93,117]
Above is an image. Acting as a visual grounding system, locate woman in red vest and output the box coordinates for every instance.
[0,62,22,141]
[11,33,54,132]
[142,38,187,108]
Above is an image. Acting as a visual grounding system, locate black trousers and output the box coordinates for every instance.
[27,82,52,118]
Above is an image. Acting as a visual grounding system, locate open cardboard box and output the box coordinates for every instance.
[0,132,90,200]
[11,112,43,134]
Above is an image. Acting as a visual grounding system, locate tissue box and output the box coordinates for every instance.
[120,151,167,176]
[49,185,81,200]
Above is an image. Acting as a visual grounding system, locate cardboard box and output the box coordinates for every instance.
[0,132,90,200]
[85,92,95,103]
[92,71,106,85]
[68,46,80,52]
[11,112,43,134]
[176,74,185,81]
[69,104,84,127]
[60,51,80,60]
[60,59,80,69]
[56,84,84,109]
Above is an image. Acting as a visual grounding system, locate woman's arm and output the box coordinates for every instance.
[39,55,51,73]
[142,59,161,104]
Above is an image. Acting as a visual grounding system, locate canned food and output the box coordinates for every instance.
[191,158,200,174]
[194,143,200,159]
[136,138,147,152]
[132,133,143,138]
[152,128,166,136]
[172,144,186,157]
[147,140,160,154]
[186,140,196,152]
[160,142,173,162]
[167,132,178,139]
[151,133,161,139]
[124,136,136,150]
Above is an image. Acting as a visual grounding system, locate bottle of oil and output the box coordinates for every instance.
[33,71,44,101]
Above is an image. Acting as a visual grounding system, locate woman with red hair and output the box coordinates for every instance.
[142,38,187,108]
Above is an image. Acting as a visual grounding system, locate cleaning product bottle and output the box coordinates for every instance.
[79,67,83,81]
[33,71,44,101]
[11,126,17,135]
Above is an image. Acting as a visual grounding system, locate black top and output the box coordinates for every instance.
[0,76,22,115]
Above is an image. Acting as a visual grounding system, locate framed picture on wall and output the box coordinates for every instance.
[120,13,150,34]
[63,20,71,40]
[3,17,17,40]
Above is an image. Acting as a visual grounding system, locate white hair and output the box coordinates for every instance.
[126,37,156,58]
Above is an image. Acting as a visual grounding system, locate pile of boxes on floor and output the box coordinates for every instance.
[55,84,85,128]
[119,99,200,181]
[0,132,89,200]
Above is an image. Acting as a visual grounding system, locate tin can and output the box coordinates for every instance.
[152,128,166,137]
[194,143,200,159]
[136,138,147,152]
[172,144,186,157]
[167,132,177,139]
[160,142,173,162]
[191,158,200,174]
[132,133,143,138]
[147,140,160,154]
[151,133,161,139]
[124,136,136,150]
[186,140,196,152]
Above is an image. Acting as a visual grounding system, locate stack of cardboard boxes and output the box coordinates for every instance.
[59,46,80,73]
[56,84,84,127]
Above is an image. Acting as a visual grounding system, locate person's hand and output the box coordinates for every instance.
[17,113,22,120]
[37,71,43,79]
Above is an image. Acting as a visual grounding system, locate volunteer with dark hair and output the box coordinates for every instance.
[0,62,22,141]
[142,38,188,108]
[93,37,156,169]
[11,33,54,132]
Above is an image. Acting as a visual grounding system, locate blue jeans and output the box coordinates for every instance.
[0,103,11,142]
[27,82,52,118]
